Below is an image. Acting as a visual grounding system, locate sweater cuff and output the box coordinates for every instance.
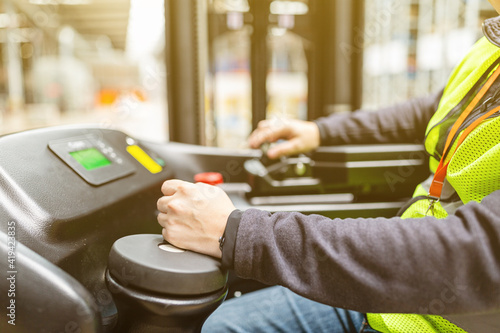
[312,119,327,146]
[221,209,243,270]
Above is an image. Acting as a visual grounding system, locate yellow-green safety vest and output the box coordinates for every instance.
[367,35,500,333]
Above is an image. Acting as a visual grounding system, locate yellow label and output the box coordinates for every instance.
[126,145,162,174]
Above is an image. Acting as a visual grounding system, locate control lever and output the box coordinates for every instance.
[259,142,273,166]
[258,142,288,180]
[244,143,322,196]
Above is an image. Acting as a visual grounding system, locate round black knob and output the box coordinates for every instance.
[107,234,226,296]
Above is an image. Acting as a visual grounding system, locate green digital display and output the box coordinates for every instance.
[70,148,111,170]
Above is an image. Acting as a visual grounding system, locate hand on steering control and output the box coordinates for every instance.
[248,118,320,159]
[157,179,236,258]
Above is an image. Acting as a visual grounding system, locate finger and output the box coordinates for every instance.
[248,124,291,149]
[257,119,271,128]
[162,225,185,250]
[267,139,301,159]
[157,212,168,228]
[161,227,170,243]
[248,128,269,148]
[161,179,188,196]
[248,120,274,148]
[157,196,172,212]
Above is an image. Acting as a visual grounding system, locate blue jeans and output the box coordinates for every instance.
[202,286,380,333]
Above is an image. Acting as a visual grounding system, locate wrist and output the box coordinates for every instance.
[305,121,321,150]
[312,119,326,147]
[311,122,321,149]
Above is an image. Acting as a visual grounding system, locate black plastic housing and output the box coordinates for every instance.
[0,127,174,332]
[0,125,430,332]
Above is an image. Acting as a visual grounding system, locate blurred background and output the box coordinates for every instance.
[0,0,497,146]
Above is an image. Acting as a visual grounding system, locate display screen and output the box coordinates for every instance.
[70,148,111,170]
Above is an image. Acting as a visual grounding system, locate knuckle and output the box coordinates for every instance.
[157,213,167,226]
[199,182,212,191]
[165,217,175,228]
[157,197,166,210]
[263,127,275,136]
[167,200,179,211]
[254,128,267,137]
[161,181,171,194]
[177,183,193,194]
[257,120,268,128]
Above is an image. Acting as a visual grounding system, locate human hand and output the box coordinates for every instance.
[248,118,320,159]
[157,179,236,258]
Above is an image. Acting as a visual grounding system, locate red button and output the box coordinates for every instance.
[194,172,224,185]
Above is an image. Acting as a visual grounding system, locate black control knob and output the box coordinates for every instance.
[106,234,228,333]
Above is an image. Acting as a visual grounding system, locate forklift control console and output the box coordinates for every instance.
[0,126,429,332]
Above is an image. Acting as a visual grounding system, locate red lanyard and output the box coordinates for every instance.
[428,65,500,201]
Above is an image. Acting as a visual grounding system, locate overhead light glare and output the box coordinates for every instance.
[270,1,308,15]
[29,0,91,5]
[213,0,250,13]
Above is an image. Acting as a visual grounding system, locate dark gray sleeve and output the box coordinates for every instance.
[314,90,443,145]
[232,189,500,315]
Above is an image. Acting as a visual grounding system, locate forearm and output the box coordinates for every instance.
[314,90,443,145]
[225,190,500,315]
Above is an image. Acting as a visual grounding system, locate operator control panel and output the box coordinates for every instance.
[49,134,164,186]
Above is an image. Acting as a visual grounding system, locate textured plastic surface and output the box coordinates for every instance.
[0,126,175,330]
[106,270,227,333]
[108,234,227,295]
[0,231,102,333]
